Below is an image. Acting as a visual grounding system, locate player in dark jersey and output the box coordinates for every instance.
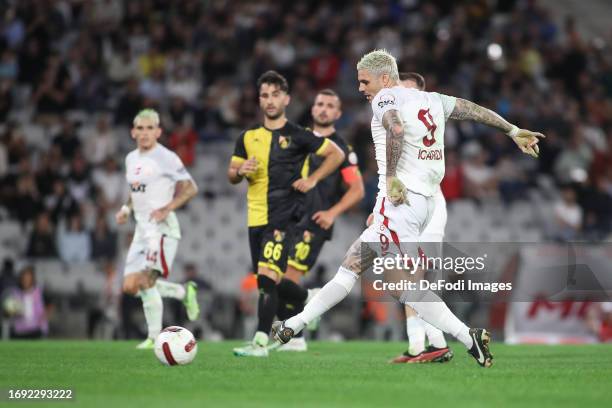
[272,89,365,352]
[227,71,344,357]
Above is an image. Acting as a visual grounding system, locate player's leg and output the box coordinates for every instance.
[234,226,288,357]
[393,230,451,363]
[274,229,326,351]
[153,237,200,321]
[123,233,164,349]
[419,214,452,360]
[273,236,374,340]
[274,265,308,351]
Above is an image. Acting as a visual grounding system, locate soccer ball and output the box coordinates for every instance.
[154,326,198,366]
[2,296,23,317]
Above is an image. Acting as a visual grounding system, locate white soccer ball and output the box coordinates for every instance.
[154,326,198,366]
[3,296,23,316]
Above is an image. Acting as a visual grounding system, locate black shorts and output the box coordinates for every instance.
[248,224,295,275]
[287,225,328,273]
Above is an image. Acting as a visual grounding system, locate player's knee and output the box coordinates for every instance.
[122,280,139,295]
[284,266,303,283]
[258,266,281,283]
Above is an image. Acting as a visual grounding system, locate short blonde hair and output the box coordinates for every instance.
[356,49,399,82]
[133,109,160,127]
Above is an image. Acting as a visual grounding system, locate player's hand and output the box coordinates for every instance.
[386,176,408,206]
[510,128,545,158]
[366,213,374,227]
[293,177,317,193]
[115,209,129,225]
[238,157,258,178]
[150,206,170,223]
[312,210,336,230]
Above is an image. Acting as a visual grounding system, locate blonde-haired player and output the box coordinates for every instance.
[273,49,544,368]
[116,109,200,349]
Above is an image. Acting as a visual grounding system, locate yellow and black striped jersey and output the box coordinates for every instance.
[231,121,330,227]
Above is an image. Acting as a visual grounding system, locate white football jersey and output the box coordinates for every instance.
[370,86,456,197]
[125,144,193,239]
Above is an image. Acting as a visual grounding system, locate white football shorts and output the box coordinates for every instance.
[360,191,435,258]
[124,230,179,278]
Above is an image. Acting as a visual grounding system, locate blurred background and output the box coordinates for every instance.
[0,0,611,343]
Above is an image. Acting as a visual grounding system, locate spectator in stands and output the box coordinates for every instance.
[84,116,118,166]
[580,177,612,240]
[440,150,463,202]
[52,119,81,161]
[168,119,198,168]
[309,46,340,89]
[107,45,140,86]
[66,153,93,205]
[462,142,498,202]
[35,150,63,197]
[91,212,118,262]
[166,66,200,105]
[114,78,144,125]
[26,212,56,258]
[92,157,124,212]
[44,179,79,225]
[0,79,13,122]
[554,132,594,184]
[6,265,50,339]
[551,185,583,241]
[11,172,42,226]
[57,213,92,263]
[496,153,528,203]
[31,53,73,123]
[3,124,27,168]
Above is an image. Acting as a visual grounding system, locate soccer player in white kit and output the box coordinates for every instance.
[273,50,544,368]
[390,73,453,363]
[368,72,450,363]
[115,109,201,349]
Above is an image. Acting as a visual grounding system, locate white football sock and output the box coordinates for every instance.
[140,286,163,340]
[156,280,186,300]
[406,316,426,355]
[286,267,359,334]
[423,319,447,348]
[400,290,473,349]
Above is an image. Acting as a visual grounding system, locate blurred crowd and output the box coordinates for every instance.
[0,0,611,337]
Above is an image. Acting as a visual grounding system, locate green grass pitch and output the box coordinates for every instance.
[1,341,612,407]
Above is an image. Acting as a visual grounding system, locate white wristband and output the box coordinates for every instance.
[507,125,519,138]
[120,205,131,216]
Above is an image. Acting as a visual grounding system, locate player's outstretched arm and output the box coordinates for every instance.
[293,141,345,193]
[449,98,545,158]
[150,179,198,222]
[382,109,408,206]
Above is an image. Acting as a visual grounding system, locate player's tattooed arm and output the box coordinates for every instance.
[168,179,198,211]
[450,98,546,158]
[449,98,513,133]
[382,109,404,177]
[341,238,376,275]
[150,179,198,222]
[382,110,408,205]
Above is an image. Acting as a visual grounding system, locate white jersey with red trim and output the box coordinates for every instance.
[125,143,193,240]
[370,86,456,197]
